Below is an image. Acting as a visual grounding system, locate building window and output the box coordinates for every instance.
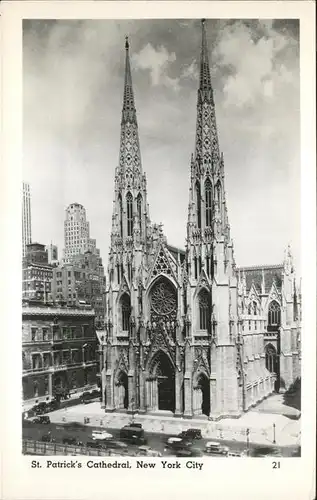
[198,289,210,332]
[206,255,210,277]
[137,193,142,235]
[33,381,39,398]
[22,352,27,370]
[265,344,277,373]
[205,178,212,227]
[54,352,61,366]
[121,294,131,331]
[31,328,37,342]
[195,181,201,229]
[63,350,71,365]
[268,301,281,327]
[215,181,222,207]
[127,192,133,236]
[118,194,123,237]
[117,263,121,284]
[72,349,80,364]
[42,328,49,341]
[43,353,51,368]
[32,354,41,370]
[194,256,198,280]
[44,377,49,395]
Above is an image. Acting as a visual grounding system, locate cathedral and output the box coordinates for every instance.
[101,20,301,420]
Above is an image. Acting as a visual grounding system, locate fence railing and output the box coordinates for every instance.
[22,439,125,457]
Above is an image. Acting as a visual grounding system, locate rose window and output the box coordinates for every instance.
[150,280,177,317]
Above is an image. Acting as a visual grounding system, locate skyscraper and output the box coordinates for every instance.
[63,203,98,263]
[22,182,32,258]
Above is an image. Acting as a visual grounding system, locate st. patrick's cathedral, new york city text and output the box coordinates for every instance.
[100,20,301,421]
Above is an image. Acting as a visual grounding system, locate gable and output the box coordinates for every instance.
[147,244,178,285]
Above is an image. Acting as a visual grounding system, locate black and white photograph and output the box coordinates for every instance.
[21,17,303,460]
[1,2,315,499]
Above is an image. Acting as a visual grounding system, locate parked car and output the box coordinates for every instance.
[81,391,96,404]
[227,451,246,457]
[178,428,202,440]
[92,430,113,441]
[63,421,85,430]
[165,437,192,450]
[46,399,60,412]
[32,415,51,424]
[136,445,162,457]
[204,441,228,456]
[175,447,203,457]
[41,433,56,443]
[250,446,282,458]
[103,440,128,450]
[86,441,103,450]
[33,402,49,415]
[62,437,84,446]
[120,426,147,445]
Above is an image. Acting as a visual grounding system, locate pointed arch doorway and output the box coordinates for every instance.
[193,372,210,417]
[115,371,129,410]
[148,351,175,412]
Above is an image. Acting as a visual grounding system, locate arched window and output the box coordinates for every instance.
[248,304,252,315]
[265,344,277,373]
[137,194,142,235]
[121,294,131,332]
[206,254,210,277]
[118,194,123,237]
[253,302,257,315]
[205,178,212,227]
[126,192,133,237]
[194,256,198,280]
[215,181,222,204]
[268,301,281,327]
[116,263,120,284]
[195,181,201,229]
[199,289,211,332]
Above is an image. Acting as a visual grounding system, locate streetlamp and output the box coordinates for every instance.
[82,343,88,364]
[273,423,276,444]
[246,428,250,456]
[82,343,88,389]
[130,397,135,425]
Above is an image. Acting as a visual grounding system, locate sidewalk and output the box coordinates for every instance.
[47,400,301,448]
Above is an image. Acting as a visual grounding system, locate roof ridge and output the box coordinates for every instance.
[237,264,283,270]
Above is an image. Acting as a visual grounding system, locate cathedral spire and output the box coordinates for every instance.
[194,19,220,167]
[199,19,212,91]
[118,36,142,173]
[122,36,136,124]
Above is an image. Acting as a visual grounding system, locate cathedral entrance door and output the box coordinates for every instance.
[197,373,210,416]
[116,371,129,410]
[152,351,175,412]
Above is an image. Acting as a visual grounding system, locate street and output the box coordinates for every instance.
[22,420,299,458]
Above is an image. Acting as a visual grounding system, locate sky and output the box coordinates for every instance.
[23,19,300,273]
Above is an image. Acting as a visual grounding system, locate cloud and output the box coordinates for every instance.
[213,21,298,108]
[181,60,199,80]
[131,43,180,91]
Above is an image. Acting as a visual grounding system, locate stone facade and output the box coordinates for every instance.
[22,302,99,405]
[51,251,106,325]
[101,23,301,420]
[22,243,53,302]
